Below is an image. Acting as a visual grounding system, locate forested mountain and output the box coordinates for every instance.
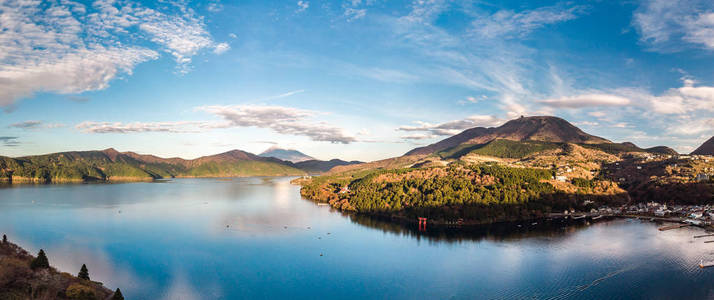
[0,148,305,183]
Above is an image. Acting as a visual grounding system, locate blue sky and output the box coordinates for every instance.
[1,0,713,161]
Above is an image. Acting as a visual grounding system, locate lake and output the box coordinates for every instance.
[1,177,714,299]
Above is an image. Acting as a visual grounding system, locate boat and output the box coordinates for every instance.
[592,215,603,220]
[699,260,714,268]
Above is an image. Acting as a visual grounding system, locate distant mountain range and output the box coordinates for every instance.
[259,146,315,163]
[406,116,677,157]
[0,148,358,183]
[692,136,714,155]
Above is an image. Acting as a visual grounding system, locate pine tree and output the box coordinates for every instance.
[111,288,124,300]
[78,264,90,280]
[2,234,6,244]
[31,249,50,270]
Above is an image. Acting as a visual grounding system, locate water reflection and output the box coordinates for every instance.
[2,177,714,299]
[346,213,602,244]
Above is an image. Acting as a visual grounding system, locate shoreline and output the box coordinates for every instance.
[0,174,303,185]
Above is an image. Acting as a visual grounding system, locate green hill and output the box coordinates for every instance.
[0,148,305,183]
[438,139,561,159]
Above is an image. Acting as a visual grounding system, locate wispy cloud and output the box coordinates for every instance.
[0,0,225,107]
[198,105,356,143]
[76,105,356,144]
[471,4,587,39]
[633,0,714,51]
[8,120,65,130]
[398,115,504,137]
[344,8,366,21]
[296,1,309,13]
[538,94,631,108]
[76,121,207,134]
[0,136,20,147]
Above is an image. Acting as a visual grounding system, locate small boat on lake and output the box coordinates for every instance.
[699,260,714,268]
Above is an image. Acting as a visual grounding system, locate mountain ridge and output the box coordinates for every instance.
[692,136,714,155]
[0,148,306,183]
[404,116,679,157]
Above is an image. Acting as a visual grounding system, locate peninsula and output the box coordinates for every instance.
[296,116,714,226]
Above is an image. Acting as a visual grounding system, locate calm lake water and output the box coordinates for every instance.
[2,177,714,299]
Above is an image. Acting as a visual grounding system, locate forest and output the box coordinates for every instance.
[299,163,629,224]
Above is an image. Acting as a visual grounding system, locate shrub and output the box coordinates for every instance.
[65,283,98,300]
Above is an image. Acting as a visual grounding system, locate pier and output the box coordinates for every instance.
[658,224,690,231]
[694,234,714,238]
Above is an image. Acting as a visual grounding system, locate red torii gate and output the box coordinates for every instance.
[418,217,427,231]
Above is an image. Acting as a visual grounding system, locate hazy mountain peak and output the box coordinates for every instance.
[259,147,315,163]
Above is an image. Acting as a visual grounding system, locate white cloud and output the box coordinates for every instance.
[344,8,366,21]
[296,1,309,13]
[398,115,504,137]
[588,111,607,118]
[76,121,208,133]
[213,43,230,54]
[471,4,586,38]
[77,105,357,144]
[669,118,714,135]
[538,94,631,108]
[0,0,225,107]
[574,121,599,126]
[198,105,357,143]
[400,133,436,140]
[633,0,714,51]
[207,1,223,13]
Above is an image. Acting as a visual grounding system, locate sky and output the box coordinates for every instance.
[1,0,713,161]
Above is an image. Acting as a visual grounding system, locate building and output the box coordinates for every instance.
[695,174,710,182]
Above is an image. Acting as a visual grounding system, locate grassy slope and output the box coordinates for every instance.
[439,139,561,159]
[184,160,304,177]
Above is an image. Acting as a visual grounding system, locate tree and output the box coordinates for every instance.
[78,264,90,280]
[2,234,6,244]
[111,288,124,300]
[31,249,50,270]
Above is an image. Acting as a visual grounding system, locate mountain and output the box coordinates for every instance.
[645,146,678,155]
[0,148,305,183]
[294,159,363,174]
[692,136,714,155]
[259,146,315,163]
[406,116,610,156]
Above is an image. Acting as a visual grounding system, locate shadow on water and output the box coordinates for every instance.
[343,211,610,244]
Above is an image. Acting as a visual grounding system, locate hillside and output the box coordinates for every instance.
[294,159,363,174]
[406,116,609,156]
[259,147,315,163]
[692,136,714,155]
[0,148,305,183]
[0,238,118,299]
